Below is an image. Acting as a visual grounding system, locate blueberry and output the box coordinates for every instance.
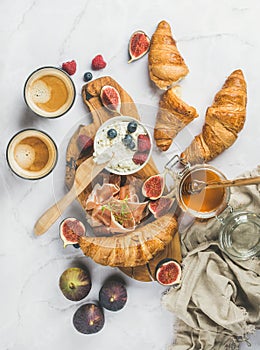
[83,72,93,82]
[123,134,133,146]
[107,128,117,139]
[73,243,80,249]
[127,121,137,133]
[128,140,136,150]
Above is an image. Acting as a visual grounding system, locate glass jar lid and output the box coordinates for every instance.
[219,211,260,260]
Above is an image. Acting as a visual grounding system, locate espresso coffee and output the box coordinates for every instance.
[6,129,58,179]
[24,67,75,118]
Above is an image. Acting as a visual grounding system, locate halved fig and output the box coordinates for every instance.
[148,196,174,218]
[142,174,165,200]
[155,258,182,286]
[100,85,121,113]
[60,218,86,247]
[128,30,150,63]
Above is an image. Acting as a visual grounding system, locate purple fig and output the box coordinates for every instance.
[73,303,104,334]
[59,267,91,301]
[99,280,127,311]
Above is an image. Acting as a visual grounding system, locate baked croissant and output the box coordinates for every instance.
[154,86,198,151]
[79,213,178,267]
[148,20,189,90]
[181,69,247,164]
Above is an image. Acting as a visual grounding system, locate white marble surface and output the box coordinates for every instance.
[1,0,259,349]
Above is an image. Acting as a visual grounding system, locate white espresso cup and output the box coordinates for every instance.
[24,66,76,118]
[6,129,58,180]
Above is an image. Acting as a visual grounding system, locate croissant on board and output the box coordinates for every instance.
[148,20,189,90]
[181,69,247,164]
[79,213,178,267]
[154,86,198,151]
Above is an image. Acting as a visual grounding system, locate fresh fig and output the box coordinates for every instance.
[59,217,86,247]
[142,174,165,200]
[77,134,94,154]
[128,30,150,63]
[59,267,92,301]
[155,259,182,287]
[73,303,104,334]
[100,85,121,113]
[99,279,127,311]
[148,196,174,218]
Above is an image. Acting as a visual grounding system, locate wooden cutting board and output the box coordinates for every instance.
[65,76,182,282]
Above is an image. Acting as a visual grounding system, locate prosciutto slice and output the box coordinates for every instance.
[85,183,120,210]
[85,177,149,235]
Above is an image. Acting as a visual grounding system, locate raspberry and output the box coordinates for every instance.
[91,55,107,70]
[132,151,148,165]
[137,134,151,152]
[77,134,94,152]
[62,60,77,75]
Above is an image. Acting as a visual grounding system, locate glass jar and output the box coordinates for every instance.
[166,155,260,260]
[218,209,260,260]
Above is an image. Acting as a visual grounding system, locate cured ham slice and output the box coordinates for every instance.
[86,183,120,210]
[84,175,149,235]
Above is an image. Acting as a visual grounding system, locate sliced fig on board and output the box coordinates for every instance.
[59,217,86,247]
[148,196,174,218]
[142,174,165,200]
[100,85,121,113]
[128,30,150,63]
[155,258,182,287]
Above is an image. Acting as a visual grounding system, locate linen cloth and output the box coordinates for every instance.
[162,166,260,350]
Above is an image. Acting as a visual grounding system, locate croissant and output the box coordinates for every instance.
[181,69,247,164]
[79,213,178,267]
[148,20,189,90]
[154,86,198,151]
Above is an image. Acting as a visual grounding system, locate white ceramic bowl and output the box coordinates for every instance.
[94,116,152,175]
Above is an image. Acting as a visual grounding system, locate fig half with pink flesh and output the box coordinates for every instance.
[148,196,174,218]
[59,217,86,247]
[100,85,121,113]
[155,259,182,286]
[128,30,150,63]
[142,174,165,200]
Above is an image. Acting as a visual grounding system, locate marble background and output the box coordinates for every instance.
[0,0,259,349]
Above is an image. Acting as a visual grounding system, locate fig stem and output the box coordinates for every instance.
[128,58,134,64]
[69,282,76,290]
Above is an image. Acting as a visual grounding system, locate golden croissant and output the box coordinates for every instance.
[154,86,198,151]
[79,213,178,267]
[148,20,189,90]
[181,69,247,164]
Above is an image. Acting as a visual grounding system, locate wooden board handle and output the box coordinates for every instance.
[34,186,77,236]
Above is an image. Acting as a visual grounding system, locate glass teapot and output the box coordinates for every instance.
[164,155,260,260]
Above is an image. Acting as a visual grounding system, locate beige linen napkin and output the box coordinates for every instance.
[162,166,260,350]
